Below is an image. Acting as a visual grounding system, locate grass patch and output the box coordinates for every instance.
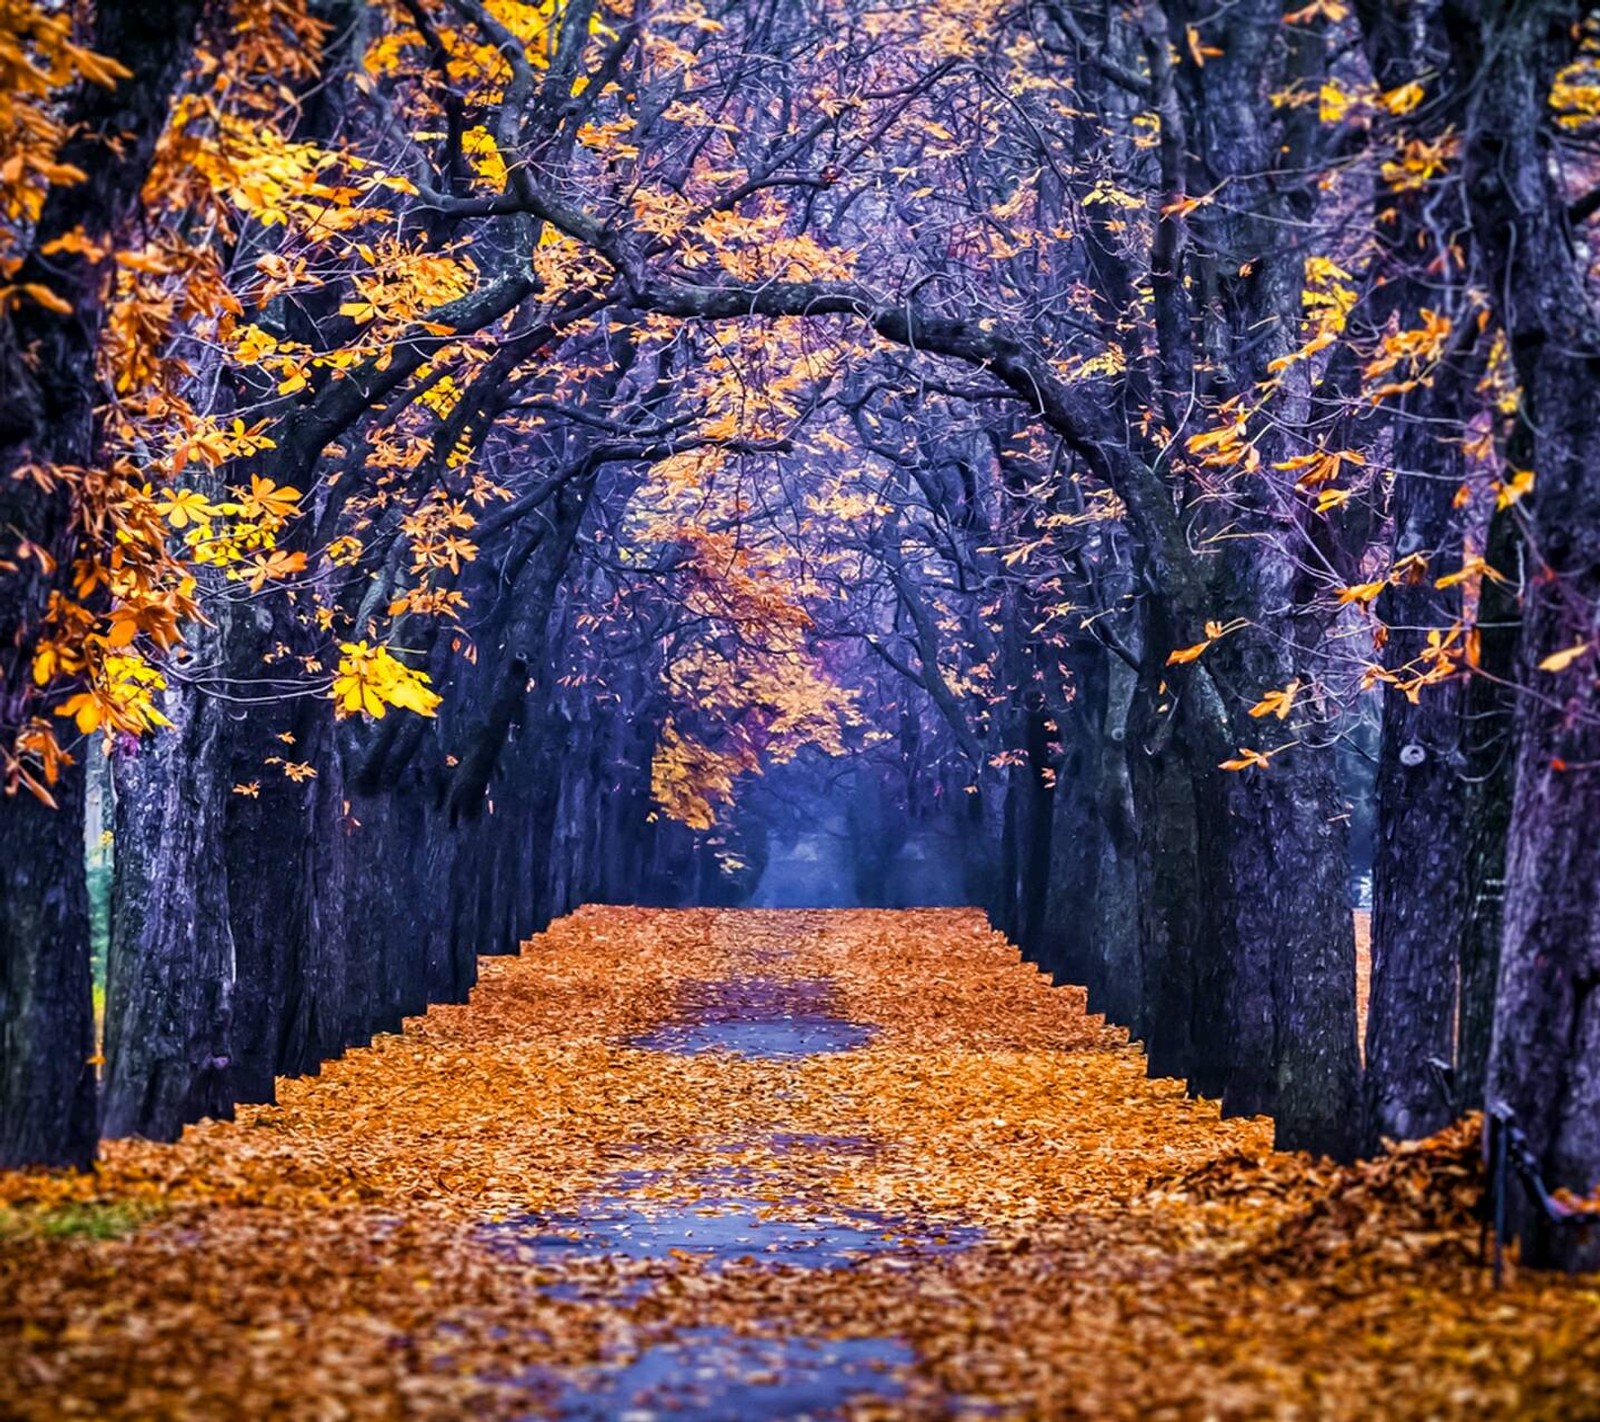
[0,1200,155,1242]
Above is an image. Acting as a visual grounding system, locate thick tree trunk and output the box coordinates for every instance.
[0,0,206,1169]
[1364,429,1473,1147]
[1153,0,1360,1156]
[1038,639,1143,1032]
[1037,645,1111,994]
[1452,0,1600,1268]
[1245,753,1359,1159]
[338,788,390,1043]
[1009,705,1056,956]
[1193,698,1359,1156]
[103,662,235,1141]
[1177,609,1359,1156]
[1363,449,1513,1143]
[383,790,448,1024]
[1481,339,1600,1268]
[227,691,349,1100]
[1366,671,1467,1146]
[1356,0,1505,1153]
[1089,660,1141,1032]
[1127,662,1207,1085]
[0,776,97,1169]
[1456,510,1518,1109]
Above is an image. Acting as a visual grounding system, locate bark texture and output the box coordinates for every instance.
[1452,0,1600,1269]
[103,661,236,1141]
[0,0,207,1169]
[1356,0,1505,1155]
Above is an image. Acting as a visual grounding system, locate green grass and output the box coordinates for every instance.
[0,1201,154,1242]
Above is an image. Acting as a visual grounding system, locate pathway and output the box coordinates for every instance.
[2,908,1598,1419]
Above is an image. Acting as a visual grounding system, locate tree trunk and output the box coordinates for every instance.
[1251,755,1360,1159]
[1355,0,1504,1153]
[1037,643,1111,993]
[1090,659,1142,1033]
[1184,635,1360,1158]
[0,0,206,1169]
[1363,422,1473,1146]
[0,775,98,1169]
[103,660,235,1141]
[1156,0,1360,1156]
[1127,640,1208,1086]
[1452,0,1600,1268]
[1456,507,1519,1109]
[1010,705,1056,956]
[226,689,348,1100]
[1366,668,1466,1146]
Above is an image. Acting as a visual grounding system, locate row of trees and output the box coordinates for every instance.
[0,0,1596,1267]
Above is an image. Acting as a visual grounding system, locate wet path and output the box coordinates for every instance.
[6,909,1600,1420]
[486,964,972,1417]
[628,976,877,1059]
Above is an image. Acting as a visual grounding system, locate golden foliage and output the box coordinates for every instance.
[0,3,127,237]
[2,909,1599,1417]
[331,641,442,719]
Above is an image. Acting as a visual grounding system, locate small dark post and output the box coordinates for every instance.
[1488,1106,1509,1290]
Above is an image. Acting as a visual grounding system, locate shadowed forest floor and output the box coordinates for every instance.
[2,908,1598,1419]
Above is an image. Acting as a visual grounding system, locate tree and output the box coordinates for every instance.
[0,0,210,1169]
[1450,0,1600,1270]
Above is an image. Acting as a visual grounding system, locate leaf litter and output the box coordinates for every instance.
[2,907,1598,1418]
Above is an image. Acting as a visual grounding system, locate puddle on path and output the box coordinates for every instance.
[629,978,875,1059]
[515,1327,913,1421]
[485,1191,976,1273]
[481,977,962,1415]
[480,1145,982,1306]
[483,1155,979,1279]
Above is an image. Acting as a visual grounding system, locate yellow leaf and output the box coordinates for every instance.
[154,489,222,529]
[1379,80,1426,115]
[1538,642,1593,674]
[1435,555,1507,590]
[1220,741,1296,772]
[330,641,441,722]
[103,616,139,650]
[1496,468,1534,510]
[239,476,302,523]
[56,693,101,735]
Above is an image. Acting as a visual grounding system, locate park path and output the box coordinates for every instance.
[2,908,1598,1419]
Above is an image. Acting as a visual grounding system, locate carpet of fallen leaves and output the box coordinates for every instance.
[3,907,1599,1419]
